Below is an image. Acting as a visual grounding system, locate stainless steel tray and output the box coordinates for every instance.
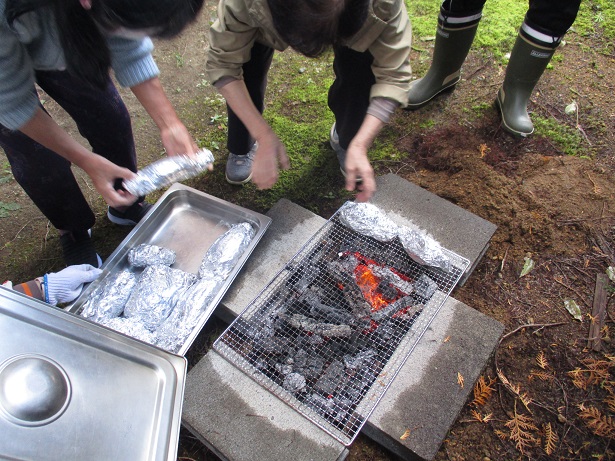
[0,287,186,461]
[69,183,271,355]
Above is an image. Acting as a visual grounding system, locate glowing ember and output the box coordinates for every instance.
[350,252,410,313]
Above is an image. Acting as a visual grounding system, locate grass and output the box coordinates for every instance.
[176,0,614,215]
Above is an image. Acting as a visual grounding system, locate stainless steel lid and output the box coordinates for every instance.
[0,287,186,461]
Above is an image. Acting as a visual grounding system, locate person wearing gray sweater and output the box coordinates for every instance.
[0,0,203,267]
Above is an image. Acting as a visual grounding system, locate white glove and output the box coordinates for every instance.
[45,264,102,306]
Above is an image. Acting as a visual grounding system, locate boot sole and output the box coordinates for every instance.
[404,78,460,111]
[225,172,253,185]
[494,95,534,138]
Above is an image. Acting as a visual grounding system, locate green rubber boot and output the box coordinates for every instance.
[496,32,557,137]
[406,15,480,109]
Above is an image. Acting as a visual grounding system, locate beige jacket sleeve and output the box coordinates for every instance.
[353,0,413,107]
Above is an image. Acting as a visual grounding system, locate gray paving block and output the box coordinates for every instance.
[372,174,497,285]
[363,297,504,460]
[182,350,349,461]
[219,198,326,320]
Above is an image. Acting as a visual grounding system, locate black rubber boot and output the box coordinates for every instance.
[496,30,557,137]
[406,9,481,109]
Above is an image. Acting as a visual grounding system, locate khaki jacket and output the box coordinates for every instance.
[206,0,412,106]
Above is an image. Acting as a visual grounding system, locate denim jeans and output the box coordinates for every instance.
[0,70,137,232]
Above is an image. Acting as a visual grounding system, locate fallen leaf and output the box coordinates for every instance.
[607,266,615,282]
[443,336,451,343]
[400,429,411,440]
[457,372,464,389]
[564,299,583,322]
[565,101,578,115]
[520,257,534,277]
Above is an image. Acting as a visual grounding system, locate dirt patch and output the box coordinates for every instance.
[1,6,614,461]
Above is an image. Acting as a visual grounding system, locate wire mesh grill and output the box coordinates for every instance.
[214,211,470,446]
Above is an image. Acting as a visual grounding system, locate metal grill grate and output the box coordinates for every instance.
[214,211,470,446]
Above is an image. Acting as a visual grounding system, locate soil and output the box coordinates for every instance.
[1,7,614,461]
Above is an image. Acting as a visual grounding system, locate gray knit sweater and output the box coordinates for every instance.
[0,0,159,130]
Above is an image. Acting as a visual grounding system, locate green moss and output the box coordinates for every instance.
[533,117,588,157]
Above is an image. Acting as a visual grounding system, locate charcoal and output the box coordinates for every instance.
[377,280,398,300]
[279,313,353,338]
[414,274,438,300]
[283,373,307,393]
[307,334,325,346]
[301,288,358,325]
[314,360,344,394]
[306,393,336,415]
[275,363,293,375]
[343,348,376,370]
[369,264,414,295]
[304,356,325,380]
[255,336,291,355]
[326,259,372,316]
[293,348,308,369]
[370,295,417,322]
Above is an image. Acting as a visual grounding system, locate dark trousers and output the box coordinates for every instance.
[227,42,375,153]
[442,0,581,36]
[227,42,274,155]
[0,70,137,232]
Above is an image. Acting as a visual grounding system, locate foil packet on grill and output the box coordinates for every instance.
[338,201,451,272]
[122,148,214,197]
[338,201,398,242]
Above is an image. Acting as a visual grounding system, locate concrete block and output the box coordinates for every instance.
[219,199,326,321]
[372,174,497,285]
[363,297,504,460]
[182,350,349,461]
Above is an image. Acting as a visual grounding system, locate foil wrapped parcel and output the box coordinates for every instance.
[156,222,255,353]
[79,221,255,353]
[338,201,451,272]
[80,269,137,323]
[123,265,196,331]
[123,148,214,197]
[128,243,176,268]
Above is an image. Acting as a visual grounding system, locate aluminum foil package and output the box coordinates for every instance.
[338,202,398,242]
[128,243,176,268]
[198,222,255,278]
[100,316,157,344]
[122,148,214,197]
[155,276,220,353]
[123,265,197,331]
[80,269,138,322]
[397,228,451,273]
[156,222,255,352]
[338,201,451,272]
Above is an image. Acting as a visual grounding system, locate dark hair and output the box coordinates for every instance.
[5,0,204,88]
[267,0,369,58]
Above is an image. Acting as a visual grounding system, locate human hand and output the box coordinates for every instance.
[160,122,200,157]
[345,143,376,202]
[45,264,103,305]
[251,132,290,189]
[81,153,138,207]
